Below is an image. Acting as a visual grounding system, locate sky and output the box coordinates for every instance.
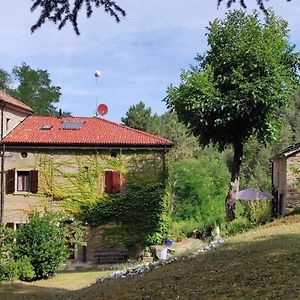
[0,1,300,122]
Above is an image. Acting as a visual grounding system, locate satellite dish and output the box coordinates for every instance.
[97,104,108,116]
[95,70,101,78]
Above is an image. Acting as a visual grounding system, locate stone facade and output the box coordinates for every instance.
[1,106,28,137]
[272,150,300,215]
[3,148,165,262]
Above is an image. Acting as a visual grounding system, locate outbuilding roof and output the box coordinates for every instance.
[270,143,300,160]
[0,91,33,113]
[3,115,173,149]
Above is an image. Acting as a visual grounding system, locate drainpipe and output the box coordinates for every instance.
[0,100,5,224]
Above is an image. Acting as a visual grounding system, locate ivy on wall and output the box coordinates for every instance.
[35,151,169,250]
[84,182,170,252]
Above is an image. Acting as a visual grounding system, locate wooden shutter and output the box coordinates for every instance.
[30,170,39,193]
[105,171,120,194]
[105,171,113,193]
[6,169,15,194]
[112,171,120,194]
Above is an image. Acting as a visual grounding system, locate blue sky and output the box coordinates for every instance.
[0,1,300,122]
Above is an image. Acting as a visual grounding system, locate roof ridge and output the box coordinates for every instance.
[94,117,173,144]
[0,91,33,112]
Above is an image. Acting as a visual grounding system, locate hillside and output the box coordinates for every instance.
[61,215,300,300]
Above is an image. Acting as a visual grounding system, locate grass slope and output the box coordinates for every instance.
[62,215,300,300]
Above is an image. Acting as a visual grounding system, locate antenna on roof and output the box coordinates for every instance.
[94,70,101,116]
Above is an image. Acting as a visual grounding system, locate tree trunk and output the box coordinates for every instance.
[225,142,243,221]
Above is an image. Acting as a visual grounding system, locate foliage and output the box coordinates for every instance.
[121,101,154,132]
[167,10,299,151]
[166,10,300,220]
[121,102,201,162]
[247,200,272,225]
[0,69,11,92]
[226,200,271,235]
[16,257,35,282]
[31,0,126,35]
[168,157,229,238]
[10,63,65,116]
[0,63,70,116]
[226,216,253,235]
[15,212,70,280]
[0,227,35,282]
[85,183,169,252]
[37,153,127,216]
[0,226,16,281]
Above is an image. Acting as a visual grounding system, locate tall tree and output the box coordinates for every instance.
[10,63,69,116]
[0,69,11,92]
[121,101,153,132]
[166,10,299,221]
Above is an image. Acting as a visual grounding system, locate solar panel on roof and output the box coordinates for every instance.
[40,124,53,130]
[60,121,84,130]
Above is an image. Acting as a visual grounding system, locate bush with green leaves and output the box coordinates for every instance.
[15,212,69,280]
[168,157,230,239]
[0,226,16,281]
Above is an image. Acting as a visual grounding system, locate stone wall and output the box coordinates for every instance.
[1,107,28,137]
[3,148,165,262]
[286,153,300,212]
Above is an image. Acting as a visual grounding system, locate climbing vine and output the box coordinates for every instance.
[36,151,169,249]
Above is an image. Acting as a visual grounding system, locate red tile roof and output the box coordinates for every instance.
[0,91,33,113]
[3,116,173,148]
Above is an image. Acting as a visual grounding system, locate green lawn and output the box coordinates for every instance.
[61,215,300,300]
[0,270,110,300]
[1,215,300,300]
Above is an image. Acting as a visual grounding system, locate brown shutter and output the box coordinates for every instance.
[112,171,120,194]
[30,170,38,193]
[105,171,113,193]
[6,169,15,194]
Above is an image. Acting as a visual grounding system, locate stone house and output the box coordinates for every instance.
[271,144,300,216]
[0,92,173,262]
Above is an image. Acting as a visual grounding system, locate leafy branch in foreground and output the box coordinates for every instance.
[30,0,126,35]
[217,0,292,14]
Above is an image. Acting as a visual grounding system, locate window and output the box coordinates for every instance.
[40,124,53,130]
[6,169,38,194]
[6,118,10,131]
[104,171,125,194]
[17,171,30,191]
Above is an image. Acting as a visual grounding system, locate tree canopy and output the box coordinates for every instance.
[166,10,300,220]
[0,63,70,116]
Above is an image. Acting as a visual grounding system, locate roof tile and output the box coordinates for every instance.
[3,116,173,148]
[0,91,33,112]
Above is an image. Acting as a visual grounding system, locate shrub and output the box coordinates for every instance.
[0,226,16,282]
[16,212,69,280]
[168,157,229,237]
[226,217,253,236]
[17,257,35,281]
[0,259,19,281]
[247,200,272,225]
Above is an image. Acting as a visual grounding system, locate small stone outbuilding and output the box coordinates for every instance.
[271,144,300,216]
